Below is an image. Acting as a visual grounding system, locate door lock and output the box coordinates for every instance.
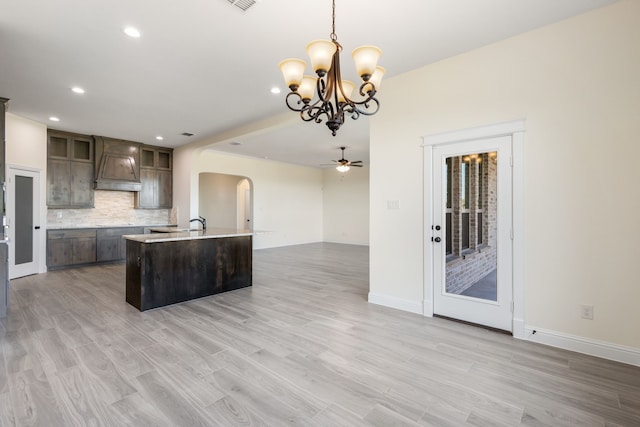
[434,237,441,243]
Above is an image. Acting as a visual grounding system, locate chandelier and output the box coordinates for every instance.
[278,0,385,136]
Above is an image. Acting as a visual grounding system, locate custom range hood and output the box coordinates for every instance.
[94,136,141,191]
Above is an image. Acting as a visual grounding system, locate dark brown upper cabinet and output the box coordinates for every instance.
[47,130,95,208]
[135,145,173,209]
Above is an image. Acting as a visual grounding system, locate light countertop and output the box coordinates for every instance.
[123,227,256,243]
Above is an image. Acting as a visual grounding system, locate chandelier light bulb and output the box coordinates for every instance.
[278,58,306,90]
[336,164,350,173]
[352,45,382,81]
[306,40,337,75]
[338,80,355,103]
[298,76,317,101]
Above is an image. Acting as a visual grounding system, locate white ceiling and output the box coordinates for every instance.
[0,0,617,168]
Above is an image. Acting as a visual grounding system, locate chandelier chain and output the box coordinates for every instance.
[330,0,337,41]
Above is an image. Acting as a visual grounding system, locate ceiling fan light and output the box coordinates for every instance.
[298,75,318,101]
[306,39,337,75]
[352,45,382,81]
[278,58,307,91]
[336,164,350,173]
[338,80,355,103]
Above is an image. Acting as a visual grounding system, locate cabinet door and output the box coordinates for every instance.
[97,236,120,262]
[47,238,72,267]
[72,238,96,264]
[157,170,172,208]
[47,159,71,207]
[70,161,95,207]
[137,169,156,208]
[71,137,93,162]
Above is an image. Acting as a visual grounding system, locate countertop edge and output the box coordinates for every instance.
[124,229,256,243]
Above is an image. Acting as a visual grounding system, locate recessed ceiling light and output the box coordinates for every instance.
[270,87,281,94]
[71,86,85,94]
[49,116,60,122]
[124,26,141,38]
[156,136,164,141]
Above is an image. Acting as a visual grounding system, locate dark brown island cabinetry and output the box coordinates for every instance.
[135,145,172,209]
[125,233,252,311]
[47,130,95,208]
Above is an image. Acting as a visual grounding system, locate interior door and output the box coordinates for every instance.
[7,167,40,279]
[432,136,513,332]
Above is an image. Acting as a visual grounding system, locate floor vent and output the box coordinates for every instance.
[227,0,256,12]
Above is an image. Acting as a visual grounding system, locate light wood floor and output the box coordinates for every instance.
[1,243,639,426]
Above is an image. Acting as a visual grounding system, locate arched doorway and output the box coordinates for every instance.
[198,173,253,230]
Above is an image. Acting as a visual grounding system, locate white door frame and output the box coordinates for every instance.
[7,165,43,279]
[422,120,525,339]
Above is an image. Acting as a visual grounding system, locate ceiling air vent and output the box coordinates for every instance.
[227,0,256,12]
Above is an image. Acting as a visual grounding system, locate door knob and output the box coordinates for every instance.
[434,237,441,243]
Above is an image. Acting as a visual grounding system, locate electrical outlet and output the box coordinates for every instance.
[581,305,594,320]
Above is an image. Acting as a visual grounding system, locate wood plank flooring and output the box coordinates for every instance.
[1,242,639,426]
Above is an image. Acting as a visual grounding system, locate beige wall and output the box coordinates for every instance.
[199,173,245,229]
[192,150,324,249]
[175,149,371,249]
[322,166,369,245]
[370,0,640,349]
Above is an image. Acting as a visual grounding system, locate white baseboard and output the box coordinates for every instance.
[368,292,423,315]
[522,326,640,367]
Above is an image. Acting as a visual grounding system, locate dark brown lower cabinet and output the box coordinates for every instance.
[47,229,97,269]
[48,226,145,270]
[125,235,252,311]
[97,227,144,262]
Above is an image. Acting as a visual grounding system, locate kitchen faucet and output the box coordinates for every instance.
[189,216,207,230]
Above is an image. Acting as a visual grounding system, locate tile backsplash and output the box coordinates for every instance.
[47,190,176,228]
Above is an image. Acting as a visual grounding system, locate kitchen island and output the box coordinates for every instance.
[124,228,253,311]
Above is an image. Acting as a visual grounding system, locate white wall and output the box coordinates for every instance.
[322,166,369,245]
[5,113,47,273]
[370,0,640,351]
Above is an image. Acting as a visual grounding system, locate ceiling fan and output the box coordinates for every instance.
[330,146,363,172]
